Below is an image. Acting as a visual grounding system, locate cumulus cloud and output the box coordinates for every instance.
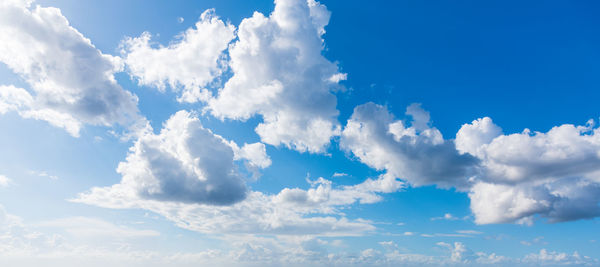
[458,118,600,224]
[0,0,142,137]
[340,102,478,191]
[206,0,345,153]
[341,102,600,225]
[74,109,376,236]
[121,9,235,103]
[86,110,249,205]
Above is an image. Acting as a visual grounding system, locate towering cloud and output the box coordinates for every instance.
[206,0,345,153]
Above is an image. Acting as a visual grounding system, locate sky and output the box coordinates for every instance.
[1,0,600,266]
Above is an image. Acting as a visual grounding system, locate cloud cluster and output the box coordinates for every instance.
[206,0,345,153]
[340,102,477,191]
[118,0,345,153]
[341,102,600,224]
[0,0,142,136]
[73,109,376,236]
[457,118,600,224]
[121,9,235,103]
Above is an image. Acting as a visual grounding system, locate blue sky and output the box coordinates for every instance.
[1,0,600,266]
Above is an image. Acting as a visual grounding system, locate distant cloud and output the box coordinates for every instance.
[431,213,459,221]
[36,216,160,239]
[456,230,483,235]
[28,170,58,180]
[0,174,11,187]
[332,172,348,177]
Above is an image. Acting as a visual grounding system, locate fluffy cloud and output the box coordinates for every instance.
[340,102,478,191]
[458,118,600,224]
[0,0,142,137]
[88,110,250,205]
[206,0,345,153]
[74,109,375,236]
[342,102,600,224]
[121,9,235,103]
[230,142,272,169]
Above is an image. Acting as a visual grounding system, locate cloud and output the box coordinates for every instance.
[74,110,377,236]
[28,170,58,180]
[0,207,596,267]
[522,249,597,266]
[121,9,235,103]
[431,213,459,221]
[340,102,477,191]
[230,142,272,169]
[36,217,159,239]
[332,172,348,177]
[79,110,249,206]
[458,118,600,224]
[75,172,403,236]
[206,0,345,153]
[0,0,142,137]
[341,102,600,225]
[0,175,11,187]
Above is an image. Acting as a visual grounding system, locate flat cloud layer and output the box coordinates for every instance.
[0,0,142,136]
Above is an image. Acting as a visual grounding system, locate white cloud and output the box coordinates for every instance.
[0,175,11,187]
[121,9,235,103]
[36,217,159,239]
[341,101,600,225]
[431,213,459,221]
[522,249,597,266]
[28,170,58,180]
[456,230,483,235]
[458,118,600,224]
[74,110,376,236]
[0,207,596,267]
[332,172,348,177]
[0,1,143,137]
[82,110,249,205]
[206,0,345,153]
[0,85,33,114]
[230,142,272,169]
[340,102,477,191]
